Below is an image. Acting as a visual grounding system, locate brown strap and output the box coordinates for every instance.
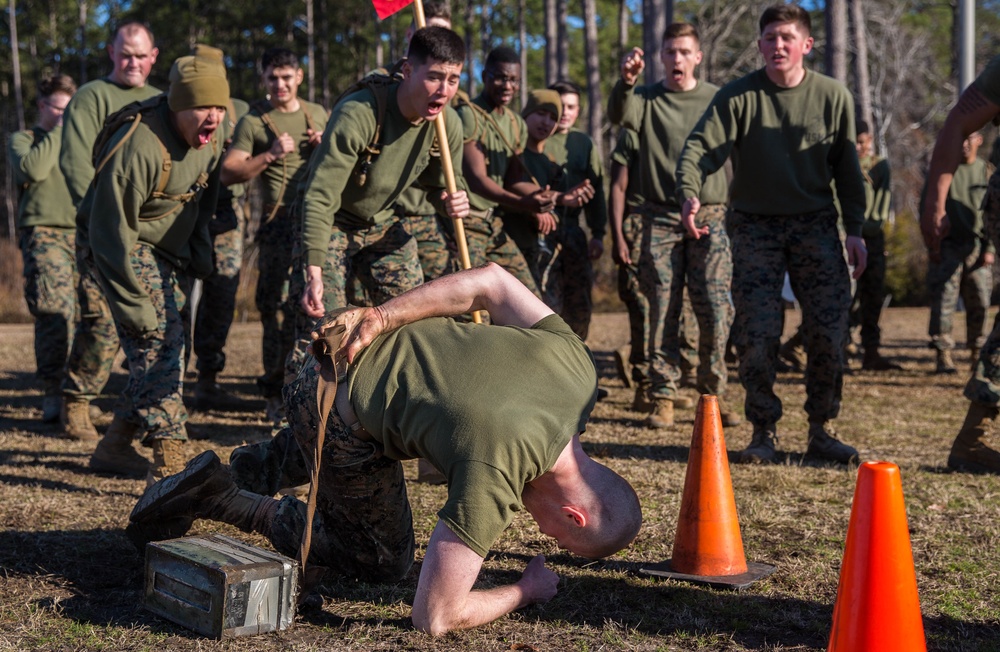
[94,115,144,177]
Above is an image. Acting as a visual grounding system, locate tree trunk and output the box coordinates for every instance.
[642,0,666,84]
[617,0,628,62]
[581,0,603,158]
[464,0,476,95]
[306,0,315,103]
[556,0,569,81]
[9,0,24,132]
[518,0,527,108]
[825,0,847,82]
[320,0,330,107]
[849,0,873,134]
[79,0,87,83]
[545,0,557,85]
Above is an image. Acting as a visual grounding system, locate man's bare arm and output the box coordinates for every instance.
[462,141,556,213]
[609,162,630,265]
[219,132,294,186]
[411,521,558,636]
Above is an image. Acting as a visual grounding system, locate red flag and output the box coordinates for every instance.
[372,0,414,19]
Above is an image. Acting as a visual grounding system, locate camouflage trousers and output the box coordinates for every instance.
[193,199,245,376]
[538,223,594,340]
[402,213,453,282]
[19,227,77,395]
[928,237,992,352]
[284,218,423,387]
[965,171,1000,405]
[677,290,701,381]
[113,244,189,442]
[62,232,120,402]
[730,208,850,428]
[617,212,649,384]
[849,231,888,351]
[255,212,298,399]
[642,205,733,399]
[229,359,413,582]
[457,209,539,297]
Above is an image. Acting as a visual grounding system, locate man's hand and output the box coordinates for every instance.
[270,132,295,161]
[301,264,326,318]
[588,237,604,260]
[621,47,645,86]
[984,251,995,267]
[440,189,470,221]
[534,212,558,235]
[309,305,389,365]
[557,180,595,208]
[517,555,559,605]
[522,186,558,214]
[681,197,708,239]
[305,128,322,148]
[845,235,868,279]
[613,235,630,265]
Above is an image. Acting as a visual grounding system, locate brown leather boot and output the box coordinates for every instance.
[645,399,674,429]
[89,416,149,477]
[948,402,1000,474]
[719,400,742,428]
[147,439,189,487]
[672,394,694,410]
[61,398,98,441]
[632,385,654,412]
[936,349,958,375]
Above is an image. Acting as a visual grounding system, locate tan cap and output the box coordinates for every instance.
[521,89,562,120]
[168,44,230,112]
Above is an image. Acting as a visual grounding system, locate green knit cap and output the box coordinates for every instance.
[168,44,230,112]
[521,89,562,120]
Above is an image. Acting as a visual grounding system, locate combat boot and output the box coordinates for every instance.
[936,349,958,375]
[89,416,149,477]
[41,395,61,424]
[806,422,859,464]
[192,372,237,411]
[147,438,189,487]
[645,399,674,429]
[719,400,742,428]
[672,394,694,410]
[613,347,633,388]
[61,398,99,441]
[632,385,654,412]
[947,402,1000,474]
[862,349,902,371]
[128,450,272,552]
[970,347,980,372]
[739,426,778,464]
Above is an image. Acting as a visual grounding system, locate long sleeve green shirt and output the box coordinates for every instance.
[300,82,464,267]
[220,98,250,203]
[59,78,161,207]
[544,129,607,238]
[457,93,528,212]
[859,154,891,238]
[676,69,866,236]
[85,100,223,335]
[608,79,727,211]
[9,125,76,230]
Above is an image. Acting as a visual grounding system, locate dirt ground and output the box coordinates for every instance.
[1,309,998,651]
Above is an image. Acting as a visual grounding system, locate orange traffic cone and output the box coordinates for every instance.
[828,461,926,651]
[641,395,774,588]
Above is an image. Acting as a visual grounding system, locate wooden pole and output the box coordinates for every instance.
[412,0,482,323]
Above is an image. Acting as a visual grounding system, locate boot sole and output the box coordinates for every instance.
[129,450,220,522]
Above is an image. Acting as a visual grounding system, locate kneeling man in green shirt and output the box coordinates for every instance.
[128,263,642,634]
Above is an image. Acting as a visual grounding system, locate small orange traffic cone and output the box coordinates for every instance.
[828,461,926,651]
[641,395,774,588]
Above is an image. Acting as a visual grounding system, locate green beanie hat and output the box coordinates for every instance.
[521,89,562,120]
[168,44,230,112]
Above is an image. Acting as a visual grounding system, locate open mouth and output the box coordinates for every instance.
[671,67,684,82]
[198,128,216,146]
[427,100,445,116]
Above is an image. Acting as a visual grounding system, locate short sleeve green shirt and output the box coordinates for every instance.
[457,94,528,211]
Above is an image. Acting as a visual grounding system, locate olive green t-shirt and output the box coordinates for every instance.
[611,127,644,208]
[9,125,76,230]
[86,100,224,336]
[457,94,528,212]
[220,98,250,203]
[300,83,464,267]
[608,79,727,210]
[59,78,161,207]
[945,157,992,249]
[676,69,866,236]
[348,313,598,557]
[230,99,328,208]
[544,129,607,238]
[859,154,891,238]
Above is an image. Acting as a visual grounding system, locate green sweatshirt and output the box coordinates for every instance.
[859,154,891,238]
[9,125,76,230]
[59,78,161,207]
[220,98,250,203]
[611,127,645,208]
[85,99,223,335]
[608,79,727,211]
[457,94,528,212]
[230,99,328,208]
[544,129,607,238]
[676,69,865,235]
[300,82,464,267]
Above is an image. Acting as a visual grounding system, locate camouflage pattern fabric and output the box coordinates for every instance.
[928,237,992,353]
[255,210,298,399]
[965,171,1000,404]
[284,218,423,386]
[643,204,733,400]
[114,243,189,443]
[730,208,850,428]
[617,211,649,384]
[194,198,245,375]
[677,289,700,381]
[402,213,454,282]
[62,233,120,402]
[538,223,593,340]
[19,227,77,395]
[229,359,414,582]
[456,210,539,296]
[848,231,888,352]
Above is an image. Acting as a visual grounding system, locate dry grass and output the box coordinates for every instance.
[1,310,999,651]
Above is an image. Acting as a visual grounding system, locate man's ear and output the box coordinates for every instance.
[561,505,587,528]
